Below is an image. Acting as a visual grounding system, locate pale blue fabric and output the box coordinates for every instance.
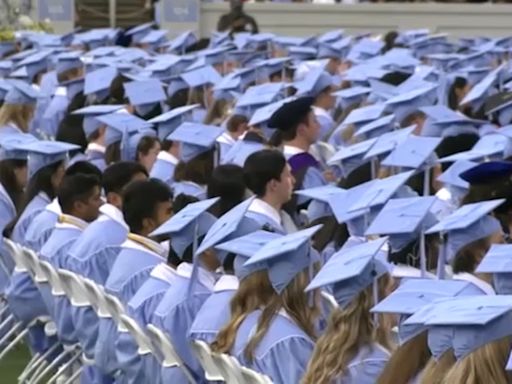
[11,193,51,245]
[150,157,177,188]
[172,181,207,200]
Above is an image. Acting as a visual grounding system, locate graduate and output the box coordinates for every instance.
[211,226,324,384]
[95,179,172,378]
[207,164,246,218]
[0,80,39,135]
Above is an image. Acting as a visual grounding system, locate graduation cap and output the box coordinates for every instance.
[267,97,315,132]
[150,198,218,258]
[459,160,512,185]
[165,31,197,54]
[72,104,124,137]
[485,91,512,126]
[426,199,505,277]
[305,237,390,308]
[364,125,415,160]
[196,197,260,257]
[332,86,370,110]
[328,138,376,178]
[236,83,285,109]
[125,22,155,44]
[0,133,37,161]
[245,225,322,294]
[139,29,168,49]
[124,78,167,116]
[460,65,502,110]
[354,114,396,140]
[96,111,152,146]
[436,160,477,190]
[84,66,117,101]
[342,103,387,127]
[55,51,83,75]
[4,80,39,105]
[287,46,317,63]
[371,278,485,345]
[381,136,442,170]
[248,97,296,128]
[384,83,438,123]
[477,244,512,294]
[294,67,334,98]
[439,133,511,163]
[22,140,80,179]
[295,185,344,222]
[167,122,223,162]
[0,79,12,101]
[215,230,280,281]
[181,65,222,88]
[221,141,266,168]
[148,105,199,141]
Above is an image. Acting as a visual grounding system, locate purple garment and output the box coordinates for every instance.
[288,152,320,174]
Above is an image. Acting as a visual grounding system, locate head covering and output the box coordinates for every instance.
[22,140,79,179]
[124,78,167,117]
[167,122,223,163]
[72,104,125,137]
[0,133,37,160]
[267,97,315,132]
[148,105,199,141]
[477,244,512,294]
[4,80,39,104]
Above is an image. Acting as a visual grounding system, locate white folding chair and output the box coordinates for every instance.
[240,366,274,384]
[118,314,154,357]
[190,339,224,382]
[57,270,91,310]
[146,324,196,384]
[211,352,245,384]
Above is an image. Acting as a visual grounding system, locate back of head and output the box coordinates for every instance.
[122,178,172,234]
[208,164,246,217]
[65,161,102,179]
[103,161,148,195]
[243,149,286,197]
[57,173,101,215]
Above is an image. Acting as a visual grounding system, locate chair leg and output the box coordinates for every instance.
[0,328,29,361]
[30,348,71,384]
[46,350,82,384]
[62,365,83,384]
[0,303,11,319]
[19,342,61,383]
[0,321,23,346]
[18,351,40,382]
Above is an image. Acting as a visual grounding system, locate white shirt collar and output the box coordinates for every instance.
[55,86,67,96]
[176,262,194,278]
[453,273,496,295]
[86,142,106,154]
[157,151,179,165]
[217,132,236,145]
[175,262,216,291]
[98,203,128,229]
[214,275,239,292]
[150,263,178,284]
[45,198,62,215]
[248,198,282,227]
[283,145,305,157]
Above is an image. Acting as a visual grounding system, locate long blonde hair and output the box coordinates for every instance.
[212,269,321,362]
[441,336,512,384]
[302,276,394,384]
[0,103,34,133]
[420,350,456,384]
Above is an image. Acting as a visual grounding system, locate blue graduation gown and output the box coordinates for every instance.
[38,216,87,345]
[0,123,25,136]
[188,274,239,344]
[150,152,178,188]
[0,183,17,290]
[39,88,69,140]
[24,199,61,252]
[313,106,335,142]
[115,263,178,384]
[192,108,207,123]
[217,132,236,163]
[85,144,107,172]
[172,181,207,200]
[332,344,390,384]
[232,310,315,384]
[11,192,51,245]
[95,235,166,376]
[66,205,129,360]
[151,263,216,383]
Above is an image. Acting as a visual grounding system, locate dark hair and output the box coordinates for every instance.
[279,111,312,142]
[103,161,148,195]
[388,235,439,272]
[105,142,121,165]
[0,159,27,212]
[109,74,129,104]
[401,111,426,128]
[56,113,88,152]
[207,164,246,217]
[436,134,479,171]
[134,103,163,121]
[448,77,468,111]
[380,71,411,86]
[160,140,173,152]
[167,88,189,109]
[21,160,64,212]
[173,149,215,186]
[65,161,102,180]
[226,114,248,133]
[243,149,287,197]
[452,236,491,274]
[122,179,173,234]
[136,136,160,160]
[57,67,83,84]
[381,31,399,54]
[57,174,101,214]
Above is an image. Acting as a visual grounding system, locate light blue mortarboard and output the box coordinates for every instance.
[419,295,512,360]
[123,78,167,116]
[55,51,83,75]
[148,105,199,141]
[381,136,442,170]
[139,30,168,48]
[248,97,296,127]
[0,79,12,100]
[236,83,285,109]
[486,92,512,126]
[460,65,502,110]
[354,114,396,140]
[0,61,13,78]
[167,122,224,163]
[222,141,266,168]
[295,185,344,222]
[4,80,39,104]
[181,65,222,88]
[0,133,37,160]
[332,86,370,110]
[72,104,124,137]
[288,46,317,63]
[84,66,117,100]
[436,160,477,190]
[196,197,259,257]
[371,278,485,344]
[477,244,512,295]
[305,237,390,307]
[426,199,505,277]
[96,111,152,147]
[438,133,511,163]
[328,138,376,178]
[294,67,334,98]
[215,230,281,281]
[317,29,345,44]
[384,83,438,123]
[150,197,219,258]
[8,66,29,80]
[342,103,387,128]
[364,126,416,160]
[245,225,323,294]
[165,31,197,54]
[125,22,154,44]
[22,140,79,179]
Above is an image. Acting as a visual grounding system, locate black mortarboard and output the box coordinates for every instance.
[267,97,315,132]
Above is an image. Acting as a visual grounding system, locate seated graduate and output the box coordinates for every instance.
[95,179,172,378]
[207,164,246,218]
[211,227,324,384]
[302,239,395,384]
[243,149,297,234]
[0,81,39,135]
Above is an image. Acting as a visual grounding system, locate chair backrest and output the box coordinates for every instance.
[190,339,225,382]
[118,314,153,356]
[102,291,126,325]
[22,248,44,282]
[57,269,91,308]
[81,278,110,318]
[38,260,65,296]
[240,366,274,384]
[146,324,196,384]
[211,352,245,384]
[3,238,28,273]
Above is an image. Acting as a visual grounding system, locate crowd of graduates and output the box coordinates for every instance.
[2,20,512,384]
